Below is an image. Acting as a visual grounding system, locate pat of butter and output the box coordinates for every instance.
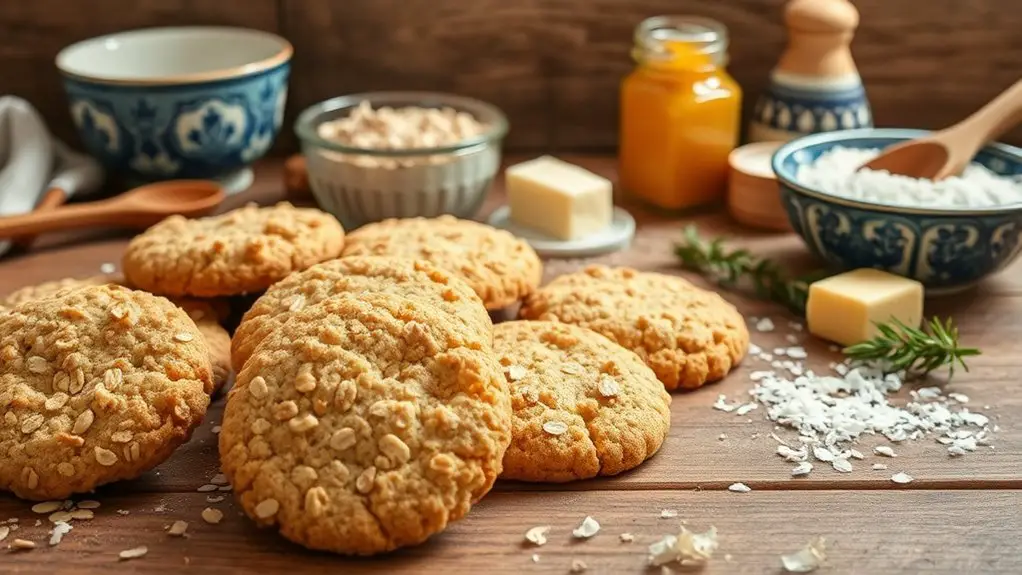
[806,268,924,347]
[505,155,613,241]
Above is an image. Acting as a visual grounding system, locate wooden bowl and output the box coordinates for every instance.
[727,141,791,232]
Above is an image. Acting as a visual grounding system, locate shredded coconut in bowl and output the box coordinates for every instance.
[795,146,1022,208]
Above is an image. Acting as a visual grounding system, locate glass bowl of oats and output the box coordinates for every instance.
[294,92,508,228]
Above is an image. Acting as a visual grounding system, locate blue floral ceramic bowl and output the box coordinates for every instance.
[773,128,1022,293]
[56,27,291,190]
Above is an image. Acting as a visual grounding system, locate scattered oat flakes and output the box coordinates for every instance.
[812,446,835,462]
[660,509,678,519]
[620,533,635,543]
[570,558,588,572]
[891,472,914,484]
[872,463,888,470]
[531,553,540,563]
[873,446,896,457]
[524,525,550,546]
[10,538,35,550]
[728,483,751,493]
[781,537,827,572]
[77,500,101,510]
[70,509,94,520]
[849,449,864,460]
[49,522,72,546]
[210,473,228,485]
[572,516,600,539]
[206,496,225,503]
[831,458,852,473]
[542,420,569,436]
[218,485,233,492]
[48,511,72,523]
[168,520,189,537]
[648,525,718,567]
[31,501,62,514]
[0,526,9,542]
[119,546,148,560]
[197,484,218,492]
[201,508,223,525]
[791,462,813,476]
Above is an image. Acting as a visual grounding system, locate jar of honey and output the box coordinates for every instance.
[619,16,742,211]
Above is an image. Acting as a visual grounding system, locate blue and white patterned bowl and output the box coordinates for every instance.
[773,128,1022,293]
[56,27,291,184]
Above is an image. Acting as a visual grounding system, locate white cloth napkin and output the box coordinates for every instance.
[0,96,104,256]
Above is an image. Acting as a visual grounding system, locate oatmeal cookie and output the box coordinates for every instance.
[519,266,748,390]
[231,256,492,372]
[122,202,345,297]
[494,321,670,482]
[3,277,232,395]
[219,293,511,555]
[0,285,212,500]
[340,216,542,310]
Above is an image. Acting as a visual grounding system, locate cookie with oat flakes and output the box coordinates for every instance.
[340,216,542,310]
[494,321,670,482]
[3,276,233,395]
[0,285,212,501]
[122,202,345,298]
[219,293,511,555]
[519,266,749,391]
[231,256,492,372]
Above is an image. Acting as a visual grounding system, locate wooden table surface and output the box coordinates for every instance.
[1,157,1019,574]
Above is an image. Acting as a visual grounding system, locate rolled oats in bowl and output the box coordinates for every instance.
[295,92,507,228]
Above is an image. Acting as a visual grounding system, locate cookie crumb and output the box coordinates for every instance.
[119,546,148,560]
[10,538,36,550]
[572,516,600,539]
[201,508,224,525]
[781,537,826,572]
[524,525,550,546]
[168,520,189,537]
[619,533,635,543]
[570,558,588,573]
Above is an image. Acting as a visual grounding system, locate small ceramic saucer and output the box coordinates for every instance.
[487,205,636,258]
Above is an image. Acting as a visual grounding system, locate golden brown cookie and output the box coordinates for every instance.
[494,321,671,482]
[340,216,542,310]
[3,277,233,396]
[219,294,511,555]
[231,256,492,372]
[519,266,749,391]
[0,285,212,500]
[122,202,345,297]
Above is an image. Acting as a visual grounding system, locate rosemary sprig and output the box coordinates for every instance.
[673,225,825,314]
[843,317,981,378]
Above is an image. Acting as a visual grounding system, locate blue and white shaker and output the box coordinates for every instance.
[748,0,872,143]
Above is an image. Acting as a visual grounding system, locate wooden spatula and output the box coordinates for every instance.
[860,78,1022,180]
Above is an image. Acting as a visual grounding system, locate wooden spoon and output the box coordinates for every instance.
[0,180,224,239]
[861,78,1022,180]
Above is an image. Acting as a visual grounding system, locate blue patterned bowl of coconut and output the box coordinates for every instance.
[772,128,1022,294]
[57,27,291,192]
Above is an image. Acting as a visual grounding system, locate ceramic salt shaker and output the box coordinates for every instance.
[748,0,872,142]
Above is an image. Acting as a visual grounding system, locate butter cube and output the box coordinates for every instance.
[505,155,613,241]
[806,268,924,346]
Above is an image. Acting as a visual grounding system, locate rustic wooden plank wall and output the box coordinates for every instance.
[2,0,1020,153]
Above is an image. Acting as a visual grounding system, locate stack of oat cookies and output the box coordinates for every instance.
[0,201,751,557]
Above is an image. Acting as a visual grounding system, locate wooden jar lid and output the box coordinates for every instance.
[727,142,791,232]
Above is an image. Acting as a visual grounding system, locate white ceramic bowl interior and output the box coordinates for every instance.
[56,27,291,83]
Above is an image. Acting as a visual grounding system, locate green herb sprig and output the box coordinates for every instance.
[674,226,981,380]
[843,317,981,378]
[673,225,825,314]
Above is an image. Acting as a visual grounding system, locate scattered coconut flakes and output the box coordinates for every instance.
[728,483,751,493]
[891,472,914,484]
[812,446,835,462]
[660,509,678,519]
[620,533,635,543]
[77,500,101,510]
[777,445,807,462]
[49,522,72,546]
[572,516,600,539]
[119,546,148,560]
[712,395,737,413]
[10,538,35,550]
[791,462,813,476]
[756,318,775,332]
[31,501,62,514]
[872,463,888,470]
[873,446,896,457]
[524,525,550,546]
[570,558,588,573]
[168,520,189,537]
[781,537,827,572]
[648,525,718,567]
[735,403,758,416]
[201,508,224,525]
[0,525,9,542]
[831,458,852,473]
